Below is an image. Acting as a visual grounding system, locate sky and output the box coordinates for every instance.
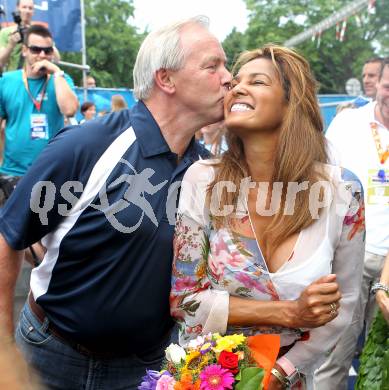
[131,0,249,41]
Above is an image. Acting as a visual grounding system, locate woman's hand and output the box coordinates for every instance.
[376,290,389,324]
[289,274,341,328]
[229,274,341,329]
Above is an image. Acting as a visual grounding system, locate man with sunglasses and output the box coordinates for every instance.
[0,24,78,204]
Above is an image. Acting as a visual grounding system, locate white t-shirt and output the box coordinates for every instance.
[326,101,388,256]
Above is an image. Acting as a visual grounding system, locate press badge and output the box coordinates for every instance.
[367,168,389,205]
[30,113,49,140]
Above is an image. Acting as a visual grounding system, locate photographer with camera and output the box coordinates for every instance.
[0,24,78,202]
[0,0,59,72]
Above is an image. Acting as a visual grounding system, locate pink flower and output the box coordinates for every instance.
[226,250,246,268]
[208,253,226,280]
[208,251,244,282]
[213,237,229,256]
[174,277,198,291]
[236,272,267,294]
[156,374,176,390]
[199,364,234,390]
[343,215,355,225]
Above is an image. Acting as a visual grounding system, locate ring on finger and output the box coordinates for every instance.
[330,303,337,315]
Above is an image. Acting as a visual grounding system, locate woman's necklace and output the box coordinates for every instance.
[370,122,388,182]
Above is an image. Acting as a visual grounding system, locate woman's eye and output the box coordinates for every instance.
[253,80,265,85]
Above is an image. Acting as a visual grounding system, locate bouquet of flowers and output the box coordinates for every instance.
[138,333,265,390]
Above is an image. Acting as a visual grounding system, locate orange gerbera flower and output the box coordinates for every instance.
[174,374,200,390]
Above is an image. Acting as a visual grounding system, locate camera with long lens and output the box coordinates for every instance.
[12,11,27,43]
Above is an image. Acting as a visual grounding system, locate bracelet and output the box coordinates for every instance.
[54,70,65,79]
[271,367,288,388]
[371,282,389,295]
[277,356,296,377]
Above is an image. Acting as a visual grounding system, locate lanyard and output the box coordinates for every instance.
[370,122,389,165]
[22,68,50,112]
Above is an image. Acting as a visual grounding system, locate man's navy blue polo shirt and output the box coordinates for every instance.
[0,101,209,353]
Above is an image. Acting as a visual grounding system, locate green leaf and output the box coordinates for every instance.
[235,367,264,390]
[235,286,253,297]
[224,0,389,93]
[180,300,200,316]
[63,0,145,88]
[356,310,389,389]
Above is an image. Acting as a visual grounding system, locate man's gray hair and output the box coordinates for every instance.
[133,15,210,101]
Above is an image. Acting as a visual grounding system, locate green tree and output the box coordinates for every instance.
[223,0,388,93]
[62,0,145,88]
[222,28,248,70]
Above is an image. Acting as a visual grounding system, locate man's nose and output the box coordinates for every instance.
[220,67,232,88]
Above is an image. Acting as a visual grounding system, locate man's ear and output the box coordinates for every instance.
[154,69,175,94]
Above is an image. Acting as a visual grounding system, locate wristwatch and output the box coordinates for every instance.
[277,356,301,387]
[271,368,288,388]
[371,282,389,295]
[54,70,65,79]
[285,370,301,387]
[271,367,301,388]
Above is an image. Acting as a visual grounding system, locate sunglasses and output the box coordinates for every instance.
[27,45,54,55]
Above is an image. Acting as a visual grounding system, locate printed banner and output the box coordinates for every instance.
[0,0,82,52]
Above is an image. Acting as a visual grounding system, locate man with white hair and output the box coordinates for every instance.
[0,16,230,389]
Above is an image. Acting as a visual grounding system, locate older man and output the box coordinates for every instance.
[314,58,389,390]
[0,16,230,389]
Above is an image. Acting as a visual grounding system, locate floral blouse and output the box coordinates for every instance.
[170,160,365,374]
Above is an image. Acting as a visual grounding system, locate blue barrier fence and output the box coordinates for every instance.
[318,94,357,130]
[75,87,356,130]
[74,87,137,122]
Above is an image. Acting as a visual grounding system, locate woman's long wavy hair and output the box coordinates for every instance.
[207,44,329,258]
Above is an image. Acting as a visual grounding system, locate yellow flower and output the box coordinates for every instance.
[196,261,206,279]
[181,367,194,377]
[185,351,201,366]
[183,350,209,375]
[213,334,246,353]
